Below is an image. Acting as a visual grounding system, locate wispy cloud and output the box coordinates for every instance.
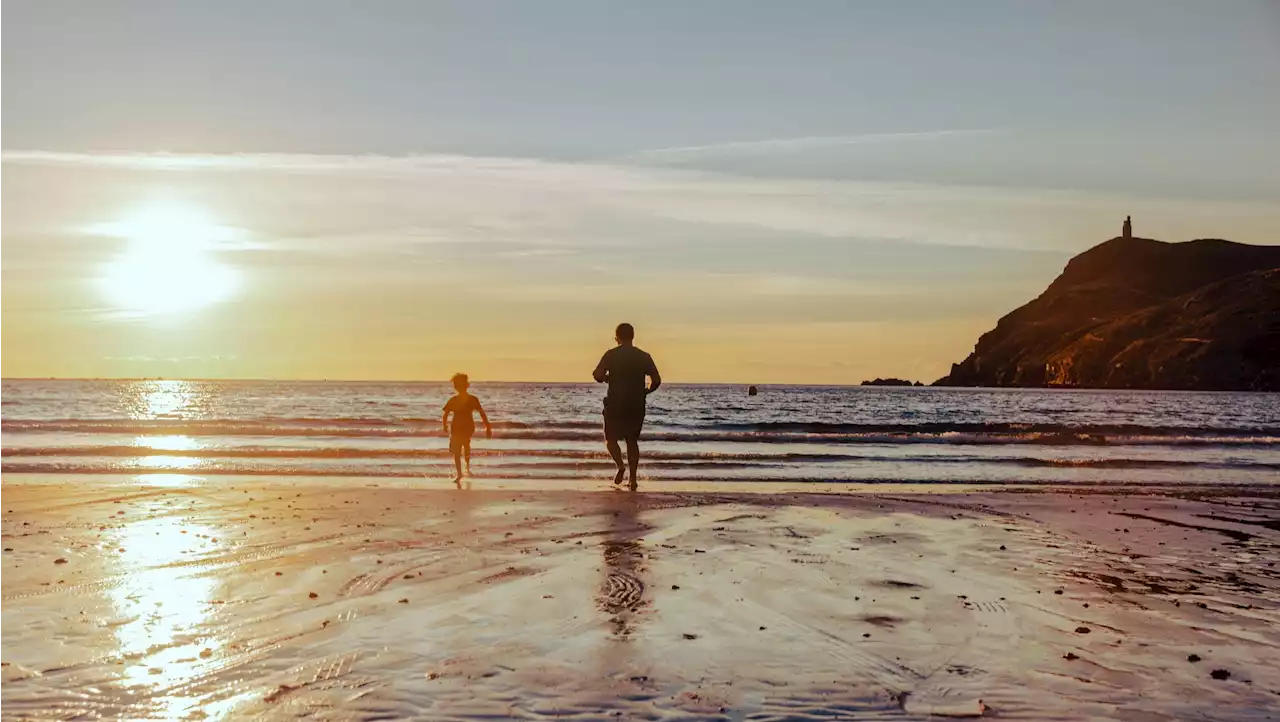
[4,149,1274,260]
[0,149,598,177]
[612,129,1001,164]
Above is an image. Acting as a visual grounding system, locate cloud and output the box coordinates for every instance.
[1,150,561,173]
[4,149,1275,264]
[611,129,1001,164]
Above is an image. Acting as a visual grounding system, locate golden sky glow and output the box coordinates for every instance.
[5,3,1279,383]
[4,151,1278,383]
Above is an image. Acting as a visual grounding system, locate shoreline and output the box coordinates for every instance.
[3,478,1278,719]
[6,471,1280,495]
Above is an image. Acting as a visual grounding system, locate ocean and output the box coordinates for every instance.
[2,379,1278,487]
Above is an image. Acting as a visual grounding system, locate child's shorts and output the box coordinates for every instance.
[449,435,472,454]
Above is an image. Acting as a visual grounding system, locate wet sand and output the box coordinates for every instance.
[2,477,1278,720]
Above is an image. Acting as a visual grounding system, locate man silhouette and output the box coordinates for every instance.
[593,323,661,490]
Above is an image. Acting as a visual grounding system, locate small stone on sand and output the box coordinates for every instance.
[54,557,68,564]
[1075,626,1091,634]
[1210,669,1230,680]
[309,592,319,599]
[1188,654,1201,663]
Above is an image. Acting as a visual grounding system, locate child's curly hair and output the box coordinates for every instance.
[451,373,469,390]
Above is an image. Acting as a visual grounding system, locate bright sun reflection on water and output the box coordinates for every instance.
[130,384,207,477]
[132,380,198,419]
[138,455,203,471]
[136,436,203,472]
[137,435,199,452]
[108,515,221,718]
[91,203,242,317]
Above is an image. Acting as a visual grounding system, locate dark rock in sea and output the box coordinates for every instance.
[748,385,759,396]
[861,378,919,387]
[934,237,1280,390]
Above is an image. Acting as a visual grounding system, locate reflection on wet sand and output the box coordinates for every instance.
[597,492,651,639]
[106,513,224,719]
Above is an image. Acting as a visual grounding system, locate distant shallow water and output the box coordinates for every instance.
[3,380,1278,486]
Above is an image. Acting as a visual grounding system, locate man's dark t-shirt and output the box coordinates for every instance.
[596,346,658,411]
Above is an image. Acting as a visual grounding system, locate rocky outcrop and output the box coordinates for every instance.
[860,378,920,387]
[935,238,1280,391]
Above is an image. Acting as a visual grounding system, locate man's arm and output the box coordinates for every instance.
[592,352,609,383]
[647,357,662,395]
[477,399,493,438]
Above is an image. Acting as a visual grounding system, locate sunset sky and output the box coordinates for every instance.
[4,1,1279,383]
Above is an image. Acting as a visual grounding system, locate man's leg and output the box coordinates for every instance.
[606,437,626,484]
[625,436,640,489]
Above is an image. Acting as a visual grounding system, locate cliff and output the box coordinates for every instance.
[935,238,1280,390]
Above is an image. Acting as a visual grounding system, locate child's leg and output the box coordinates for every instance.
[450,437,463,480]
[463,440,472,473]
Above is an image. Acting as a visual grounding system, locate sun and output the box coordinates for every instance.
[93,203,243,316]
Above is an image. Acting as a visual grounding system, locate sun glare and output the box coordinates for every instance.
[93,203,243,316]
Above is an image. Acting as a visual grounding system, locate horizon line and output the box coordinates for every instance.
[1,376,931,388]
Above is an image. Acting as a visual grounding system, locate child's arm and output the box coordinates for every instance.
[477,399,493,438]
[441,405,451,434]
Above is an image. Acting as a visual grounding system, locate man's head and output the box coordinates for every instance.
[451,373,470,393]
[615,323,635,346]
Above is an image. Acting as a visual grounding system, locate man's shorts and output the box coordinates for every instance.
[449,433,472,455]
[603,400,645,442]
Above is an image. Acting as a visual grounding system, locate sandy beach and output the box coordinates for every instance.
[1,477,1277,720]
